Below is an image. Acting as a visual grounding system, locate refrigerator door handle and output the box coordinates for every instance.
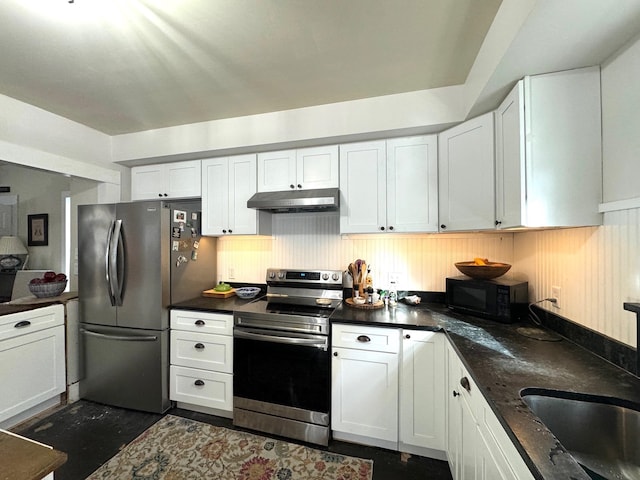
[81,328,158,342]
[105,220,117,306]
[109,219,124,306]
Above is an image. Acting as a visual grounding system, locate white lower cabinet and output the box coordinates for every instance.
[0,305,66,429]
[170,310,233,417]
[446,339,534,480]
[331,324,446,456]
[399,329,446,459]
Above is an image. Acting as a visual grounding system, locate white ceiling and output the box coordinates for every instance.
[1,0,640,140]
[0,0,501,135]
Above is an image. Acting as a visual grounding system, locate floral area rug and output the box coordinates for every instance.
[86,415,373,480]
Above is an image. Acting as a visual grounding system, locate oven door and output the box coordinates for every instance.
[233,326,330,415]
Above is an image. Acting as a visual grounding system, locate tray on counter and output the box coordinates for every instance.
[202,288,236,298]
[345,298,384,309]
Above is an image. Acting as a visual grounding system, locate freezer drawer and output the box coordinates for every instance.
[79,324,170,413]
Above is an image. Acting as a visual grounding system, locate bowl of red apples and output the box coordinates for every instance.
[28,271,67,298]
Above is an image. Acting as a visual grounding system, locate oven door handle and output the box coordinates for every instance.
[234,329,328,350]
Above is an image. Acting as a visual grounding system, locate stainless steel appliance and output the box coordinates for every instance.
[446,276,528,323]
[233,268,343,446]
[78,200,216,413]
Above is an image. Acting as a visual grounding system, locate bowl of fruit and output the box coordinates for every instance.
[28,271,68,298]
[455,258,511,280]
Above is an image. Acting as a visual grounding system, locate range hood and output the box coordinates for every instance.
[247,188,340,213]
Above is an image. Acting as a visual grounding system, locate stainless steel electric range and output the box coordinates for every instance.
[233,268,343,446]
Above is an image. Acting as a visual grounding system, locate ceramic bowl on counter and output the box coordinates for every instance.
[235,287,261,299]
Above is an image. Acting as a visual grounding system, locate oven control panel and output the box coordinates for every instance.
[266,268,342,285]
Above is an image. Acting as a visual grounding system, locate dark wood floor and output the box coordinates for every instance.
[15,400,453,480]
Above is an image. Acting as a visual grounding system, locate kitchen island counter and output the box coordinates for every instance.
[331,300,640,480]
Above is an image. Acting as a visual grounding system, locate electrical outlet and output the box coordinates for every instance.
[228,267,235,280]
[389,272,403,287]
[551,286,561,309]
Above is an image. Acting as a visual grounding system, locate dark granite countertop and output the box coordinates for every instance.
[169,295,640,479]
[333,301,640,480]
[171,294,259,314]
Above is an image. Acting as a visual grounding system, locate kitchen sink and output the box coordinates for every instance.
[521,388,640,480]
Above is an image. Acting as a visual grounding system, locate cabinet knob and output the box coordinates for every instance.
[452,390,460,397]
[195,320,205,326]
[222,229,227,234]
[228,229,233,234]
[440,224,446,229]
[158,193,163,197]
[163,193,168,197]
[333,352,338,357]
[194,343,205,350]
[460,376,471,392]
[297,184,302,189]
[379,226,385,231]
[356,335,371,343]
[495,220,502,226]
[290,184,295,189]
[389,226,394,231]
[405,333,411,339]
[194,379,205,386]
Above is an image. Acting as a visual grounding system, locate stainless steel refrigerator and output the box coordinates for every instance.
[78,200,216,413]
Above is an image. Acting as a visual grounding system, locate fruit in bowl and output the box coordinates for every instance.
[28,271,68,298]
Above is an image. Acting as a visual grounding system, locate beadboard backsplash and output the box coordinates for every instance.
[216,207,640,349]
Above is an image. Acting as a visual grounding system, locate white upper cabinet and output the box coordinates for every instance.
[202,155,271,236]
[131,160,201,200]
[495,67,602,228]
[257,145,339,192]
[438,112,495,232]
[340,136,438,234]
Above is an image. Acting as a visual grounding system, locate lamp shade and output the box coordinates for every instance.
[0,236,28,255]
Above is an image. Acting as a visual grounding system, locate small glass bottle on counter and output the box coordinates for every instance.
[388,281,398,307]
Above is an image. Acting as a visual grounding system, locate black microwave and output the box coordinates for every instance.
[445,276,529,323]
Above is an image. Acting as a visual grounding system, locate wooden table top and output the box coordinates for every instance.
[0,430,67,480]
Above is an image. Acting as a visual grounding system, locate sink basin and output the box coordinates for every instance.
[521,388,640,480]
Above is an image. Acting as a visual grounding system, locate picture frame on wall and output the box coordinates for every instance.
[28,213,48,246]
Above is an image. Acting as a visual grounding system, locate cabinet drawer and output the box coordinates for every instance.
[170,365,232,411]
[170,331,232,373]
[0,305,64,342]
[332,323,399,353]
[170,310,233,336]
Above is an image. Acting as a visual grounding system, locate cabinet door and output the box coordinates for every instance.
[201,158,230,235]
[257,150,296,192]
[0,325,66,424]
[438,112,495,232]
[331,346,398,442]
[339,141,387,233]
[165,160,201,199]
[387,136,439,233]
[495,80,526,229]
[296,145,339,190]
[228,154,258,235]
[400,330,445,453]
[131,164,164,200]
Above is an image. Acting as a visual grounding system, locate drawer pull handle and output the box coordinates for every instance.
[460,376,471,392]
[194,379,205,386]
[14,320,31,328]
[194,320,205,326]
[356,335,371,343]
[194,343,205,350]
[453,390,460,397]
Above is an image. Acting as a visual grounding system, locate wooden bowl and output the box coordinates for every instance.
[454,261,511,280]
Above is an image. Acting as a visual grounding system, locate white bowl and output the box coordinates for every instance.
[235,287,261,299]
[352,296,366,305]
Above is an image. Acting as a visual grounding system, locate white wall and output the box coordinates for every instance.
[0,164,70,272]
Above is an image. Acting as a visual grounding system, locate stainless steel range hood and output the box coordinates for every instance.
[247,188,339,213]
